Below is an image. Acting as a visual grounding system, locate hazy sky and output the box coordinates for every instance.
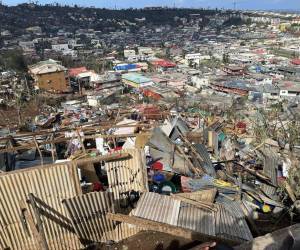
[3,0,300,10]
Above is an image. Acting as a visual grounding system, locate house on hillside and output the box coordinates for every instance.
[29,59,69,92]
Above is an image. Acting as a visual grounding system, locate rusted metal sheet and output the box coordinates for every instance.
[63,191,140,245]
[106,149,148,208]
[0,162,82,250]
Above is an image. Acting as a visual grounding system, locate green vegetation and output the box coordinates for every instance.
[0,50,28,72]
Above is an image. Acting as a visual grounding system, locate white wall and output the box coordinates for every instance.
[52,44,69,51]
[191,76,209,88]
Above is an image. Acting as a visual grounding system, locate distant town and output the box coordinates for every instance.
[0,3,300,250]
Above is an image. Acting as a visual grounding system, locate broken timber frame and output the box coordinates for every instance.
[0,132,151,154]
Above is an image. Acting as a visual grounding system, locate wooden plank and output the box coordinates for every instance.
[106,213,243,246]
[171,194,217,212]
[28,194,49,250]
[33,136,43,166]
[284,181,296,202]
[20,200,44,249]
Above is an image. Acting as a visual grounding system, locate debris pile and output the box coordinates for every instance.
[0,107,300,250]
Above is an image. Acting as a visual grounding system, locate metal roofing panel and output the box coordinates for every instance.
[63,191,140,244]
[215,204,253,242]
[216,198,245,219]
[194,144,216,177]
[132,193,251,243]
[106,149,148,210]
[122,73,152,84]
[177,204,215,236]
[261,150,278,199]
[63,191,115,244]
[132,192,181,226]
[0,162,82,250]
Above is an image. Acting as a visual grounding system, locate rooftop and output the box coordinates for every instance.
[122,73,152,84]
[29,59,66,75]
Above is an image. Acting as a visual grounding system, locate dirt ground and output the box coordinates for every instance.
[0,101,40,126]
[96,231,226,250]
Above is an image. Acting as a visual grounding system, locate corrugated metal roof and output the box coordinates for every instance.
[122,73,152,84]
[216,198,245,219]
[148,128,191,175]
[194,144,216,177]
[106,149,148,210]
[132,192,181,226]
[0,162,82,250]
[261,149,278,200]
[132,192,252,242]
[63,191,140,244]
[63,191,116,244]
[215,204,253,242]
[178,204,215,236]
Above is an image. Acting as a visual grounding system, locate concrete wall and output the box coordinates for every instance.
[36,71,69,92]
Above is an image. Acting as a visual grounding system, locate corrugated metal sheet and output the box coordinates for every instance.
[194,144,216,177]
[177,204,215,236]
[215,204,253,242]
[132,192,252,242]
[261,149,278,200]
[63,191,140,244]
[216,198,245,219]
[0,162,82,250]
[63,191,116,244]
[132,192,181,226]
[148,127,191,175]
[106,149,148,208]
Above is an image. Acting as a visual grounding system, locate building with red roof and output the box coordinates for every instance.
[68,67,88,77]
[291,59,300,66]
[151,59,176,71]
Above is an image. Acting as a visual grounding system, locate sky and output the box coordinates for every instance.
[2,0,300,10]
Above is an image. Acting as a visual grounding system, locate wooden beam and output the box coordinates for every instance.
[0,123,156,141]
[106,213,243,246]
[20,200,45,249]
[171,194,217,212]
[33,136,43,166]
[28,194,49,250]
[0,133,151,154]
[0,152,131,177]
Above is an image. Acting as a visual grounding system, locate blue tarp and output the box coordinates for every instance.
[114,64,137,71]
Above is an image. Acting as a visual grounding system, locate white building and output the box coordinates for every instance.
[191,76,210,89]
[124,49,136,58]
[52,44,69,52]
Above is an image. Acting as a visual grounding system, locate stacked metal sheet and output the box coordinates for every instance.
[132,192,253,242]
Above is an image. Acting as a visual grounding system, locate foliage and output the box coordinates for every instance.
[0,50,28,72]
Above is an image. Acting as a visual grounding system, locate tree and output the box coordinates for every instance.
[222,53,230,64]
[0,50,28,72]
